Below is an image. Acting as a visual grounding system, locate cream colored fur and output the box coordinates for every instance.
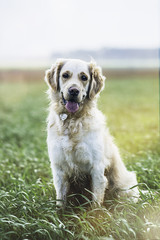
[45,58,139,206]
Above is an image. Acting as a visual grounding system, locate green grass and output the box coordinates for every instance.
[0,75,159,240]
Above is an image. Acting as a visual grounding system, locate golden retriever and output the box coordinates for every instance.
[45,58,139,207]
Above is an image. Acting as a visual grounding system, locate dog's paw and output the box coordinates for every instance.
[56,199,66,209]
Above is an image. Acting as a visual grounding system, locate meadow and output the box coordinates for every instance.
[0,71,159,240]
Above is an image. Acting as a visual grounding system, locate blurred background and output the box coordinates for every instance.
[0,0,159,146]
[0,0,159,80]
[0,0,159,148]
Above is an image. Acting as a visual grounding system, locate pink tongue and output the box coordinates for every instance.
[65,101,79,113]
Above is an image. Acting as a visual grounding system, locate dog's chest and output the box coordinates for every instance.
[49,126,104,174]
[60,133,95,171]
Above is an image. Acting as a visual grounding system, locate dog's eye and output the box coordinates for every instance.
[81,75,88,81]
[62,72,69,79]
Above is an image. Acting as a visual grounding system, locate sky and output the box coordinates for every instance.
[0,0,159,64]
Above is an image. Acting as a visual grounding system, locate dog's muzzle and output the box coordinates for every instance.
[61,87,86,113]
[62,92,80,113]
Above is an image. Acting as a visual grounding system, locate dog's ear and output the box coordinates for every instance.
[88,61,106,99]
[45,59,65,92]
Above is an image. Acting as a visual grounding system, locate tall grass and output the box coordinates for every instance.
[0,76,159,240]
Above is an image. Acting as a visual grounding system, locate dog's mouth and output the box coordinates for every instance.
[62,94,80,113]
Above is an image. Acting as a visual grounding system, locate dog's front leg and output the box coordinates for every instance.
[52,168,69,207]
[91,167,108,205]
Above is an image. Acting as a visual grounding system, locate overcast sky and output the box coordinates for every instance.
[0,0,159,61]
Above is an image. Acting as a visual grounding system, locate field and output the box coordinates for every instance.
[0,71,159,240]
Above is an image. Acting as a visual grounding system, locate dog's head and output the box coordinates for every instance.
[45,59,105,114]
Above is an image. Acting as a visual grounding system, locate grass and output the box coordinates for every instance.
[0,74,159,240]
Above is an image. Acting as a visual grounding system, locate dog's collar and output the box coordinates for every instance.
[59,113,68,121]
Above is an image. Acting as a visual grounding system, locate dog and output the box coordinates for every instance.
[45,58,139,207]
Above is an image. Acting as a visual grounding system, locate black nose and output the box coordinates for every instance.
[68,87,79,97]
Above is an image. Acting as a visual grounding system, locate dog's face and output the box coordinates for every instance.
[45,59,105,114]
[59,60,90,113]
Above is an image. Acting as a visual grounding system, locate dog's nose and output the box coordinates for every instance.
[68,87,79,97]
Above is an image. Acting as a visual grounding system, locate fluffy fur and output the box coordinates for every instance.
[45,58,139,207]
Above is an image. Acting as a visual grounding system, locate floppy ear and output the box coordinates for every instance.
[88,61,106,99]
[45,59,65,92]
